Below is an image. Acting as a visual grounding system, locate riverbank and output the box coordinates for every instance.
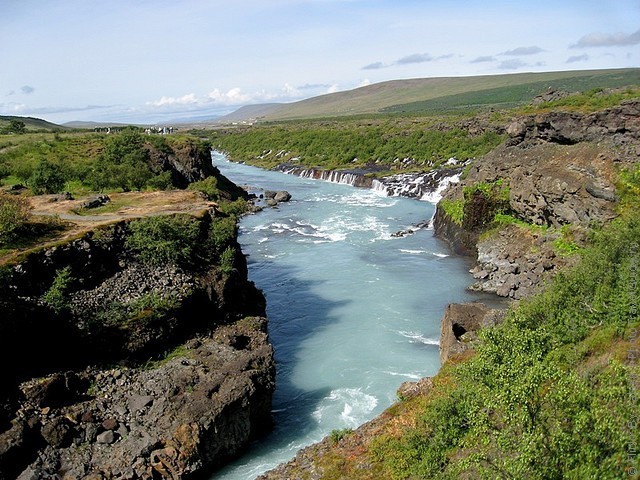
[250,99,640,479]
[0,137,277,479]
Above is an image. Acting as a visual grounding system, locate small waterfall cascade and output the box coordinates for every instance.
[277,163,465,203]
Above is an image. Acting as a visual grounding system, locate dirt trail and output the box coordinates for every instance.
[2,190,216,265]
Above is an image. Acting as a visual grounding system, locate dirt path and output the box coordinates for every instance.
[1,190,216,265]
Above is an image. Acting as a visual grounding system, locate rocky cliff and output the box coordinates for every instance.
[434,100,639,298]
[253,99,640,479]
[0,211,275,479]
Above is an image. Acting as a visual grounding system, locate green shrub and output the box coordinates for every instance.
[219,198,248,217]
[209,216,237,252]
[125,215,202,267]
[0,193,32,243]
[438,199,464,226]
[189,176,220,200]
[329,428,353,444]
[30,159,67,194]
[219,246,236,275]
[41,267,73,313]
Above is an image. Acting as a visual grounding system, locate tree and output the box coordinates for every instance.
[30,159,66,194]
[6,119,26,134]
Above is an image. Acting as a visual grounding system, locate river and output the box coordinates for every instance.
[210,151,484,479]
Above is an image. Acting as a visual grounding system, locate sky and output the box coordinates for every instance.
[1,0,639,124]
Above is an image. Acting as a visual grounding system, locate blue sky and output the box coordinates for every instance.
[1,0,638,124]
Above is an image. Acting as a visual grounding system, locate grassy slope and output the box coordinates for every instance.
[259,68,639,121]
[0,115,68,132]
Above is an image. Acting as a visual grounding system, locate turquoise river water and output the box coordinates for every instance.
[210,152,485,479]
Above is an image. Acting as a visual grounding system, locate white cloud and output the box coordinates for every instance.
[357,79,371,88]
[471,55,496,63]
[498,59,528,70]
[147,93,198,107]
[327,84,340,94]
[0,102,27,114]
[501,46,544,56]
[566,54,589,64]
[572,28,640,48]
[396,53,433,64]
[210,87,253,104]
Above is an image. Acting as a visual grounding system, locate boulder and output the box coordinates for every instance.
[440,303,505,365]
[81,194,110,209]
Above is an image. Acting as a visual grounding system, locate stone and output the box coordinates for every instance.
[440,303,506,364]
[101,418,118,431]
[81,195,110,209]
[273,191,291,203]
[96,430,116,445]
[41,417,73,448]
[127,395,154,413]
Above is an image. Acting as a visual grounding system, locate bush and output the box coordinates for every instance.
[219,246,236,274]
[30,159,67,194]
[0,193,32,243]
[41,267,73,313]
[188,176,220,200]
[125,215,202,267]
[209,216,237,253]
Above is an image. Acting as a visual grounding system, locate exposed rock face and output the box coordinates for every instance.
[0,212,274,479]
[12,318,274,480]
[468,224,580,299]
[505,100,640,148]
[146,141,217,189]
[439,303,505,365]
[432,204,478,256]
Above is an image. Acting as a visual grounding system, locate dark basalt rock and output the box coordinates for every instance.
[0,212,274,479]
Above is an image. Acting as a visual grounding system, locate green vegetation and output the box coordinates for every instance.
[522,86,640,114]
[439,179,512,231]
[0,129,207,194]
[211,119,504,173]
[41,266,73,313]
[369,211,640,479]
[125,214,203,268]
[329,428,353,444]
[0,193,32,243]
[30,159,66,194]
[90,291,181,331]
[125,212,240,274]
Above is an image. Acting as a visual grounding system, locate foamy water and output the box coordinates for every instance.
[210,152,485,479]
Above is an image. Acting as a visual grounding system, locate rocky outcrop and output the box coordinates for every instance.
[439,303,505,365]
[467,224,581,299]
[432,204,478,256]
[0,212,274,479]
[505,99,640,148]
[10,318,274,480]
[146,140,216,189]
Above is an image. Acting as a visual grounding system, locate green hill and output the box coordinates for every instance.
[0,115,68,132]
[246,68,640,122]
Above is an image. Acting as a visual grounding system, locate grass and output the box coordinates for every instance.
[248,68,639,121]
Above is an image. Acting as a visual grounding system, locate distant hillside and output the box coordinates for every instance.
[0,115,68,132]
[224,68,639,122]
[216,103,284,124]
[62,120,149,129]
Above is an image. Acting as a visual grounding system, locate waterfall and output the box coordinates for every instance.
[275,162,464,202]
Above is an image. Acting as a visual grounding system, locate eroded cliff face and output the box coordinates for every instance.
[0,212,274,480]
[434,101,639,299]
